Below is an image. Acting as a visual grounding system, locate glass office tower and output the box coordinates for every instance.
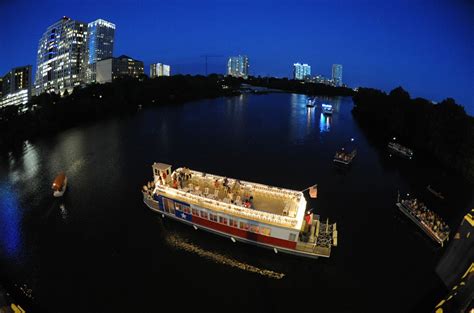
[34,17,87,96]
[332,64,343,87]
[85,19,115,83]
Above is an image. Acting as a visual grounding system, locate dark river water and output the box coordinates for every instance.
[0,93,472,312]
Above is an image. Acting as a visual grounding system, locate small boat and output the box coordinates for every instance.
[396,195,450,246]
[334,149,357,165]
[388,142,413,159]
[322,104,333,115]
[427,185,445,200]
[52,172,67,197]
[306,98,316,108]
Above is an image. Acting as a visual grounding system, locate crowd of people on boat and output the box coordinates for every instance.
[401,199,450,239]
[334,149,356,163]
[161,169,257,210]
[389,142,413,156]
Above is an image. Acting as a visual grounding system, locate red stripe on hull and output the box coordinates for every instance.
[192,215,297,249]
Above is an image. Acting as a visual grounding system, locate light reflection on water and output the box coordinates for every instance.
[0,182,22,260]
[319,113,331,133]
[21,141,40,180]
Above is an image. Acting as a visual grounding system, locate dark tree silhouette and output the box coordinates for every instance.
[352,87,474,181]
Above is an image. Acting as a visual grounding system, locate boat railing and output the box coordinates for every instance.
[155,184,298,228]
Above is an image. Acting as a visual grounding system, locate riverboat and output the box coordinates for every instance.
[334,149,357,165]
[427,185,445,200]
[388,142,413,159]
[52,172,67,197]
[396,196,450,246]
[142,163,338,258]
[306,98,316,108]
[322,104,333,115]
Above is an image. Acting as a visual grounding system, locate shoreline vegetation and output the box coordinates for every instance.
[0,75,239,147]
[0,75,353,147]
[352,87,474,181]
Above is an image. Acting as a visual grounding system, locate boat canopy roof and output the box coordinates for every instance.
[52,172,66,190]
[153,162,172,171]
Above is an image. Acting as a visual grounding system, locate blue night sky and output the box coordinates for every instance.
[1,0,473,114]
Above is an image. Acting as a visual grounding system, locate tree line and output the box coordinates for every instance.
[245,76,355,96]
[352,87,474,181]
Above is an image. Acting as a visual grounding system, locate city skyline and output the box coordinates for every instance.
[0,0,472,113]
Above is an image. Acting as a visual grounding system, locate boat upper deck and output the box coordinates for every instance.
[152,164,307,230]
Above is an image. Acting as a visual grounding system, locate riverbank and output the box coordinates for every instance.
[352,87,474,181]
[0,75,241,147]
[244,76,355,97]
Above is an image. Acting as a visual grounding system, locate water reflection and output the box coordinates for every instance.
[225,93,248,136]
[165,232,285,279]
[290,94,310,142]
[0,183,22,259]
[59,203,68,220]
[22,141,40,180]
[306,106,316,133]
[319,113,332,133]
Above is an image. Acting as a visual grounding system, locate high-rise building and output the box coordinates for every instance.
[227,55,249,78]
[84,19,115,83]
[34,17,87,96]
[86,19,115,65]
[332,64,343,87]
[96,55,144,84]
[293,63,311,80]
[2,66,32,96]
[1,65,32,109]
[150,63,171,78]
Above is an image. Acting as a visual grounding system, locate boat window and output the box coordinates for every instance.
[219,216,228,225]
[200,211,208,219]
[163,198,175,214]
[239,222,249,230]
[260,227,271,236]
[209,213,218,222]
[249,224,259,233]
[289,233,296,241]
[192,208,199,216]
[229,219,238,227]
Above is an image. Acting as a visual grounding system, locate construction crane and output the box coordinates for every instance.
[201,55,224,76]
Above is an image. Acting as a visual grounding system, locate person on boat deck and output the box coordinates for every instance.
[172,180,178,189]
[214,179,219,189]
